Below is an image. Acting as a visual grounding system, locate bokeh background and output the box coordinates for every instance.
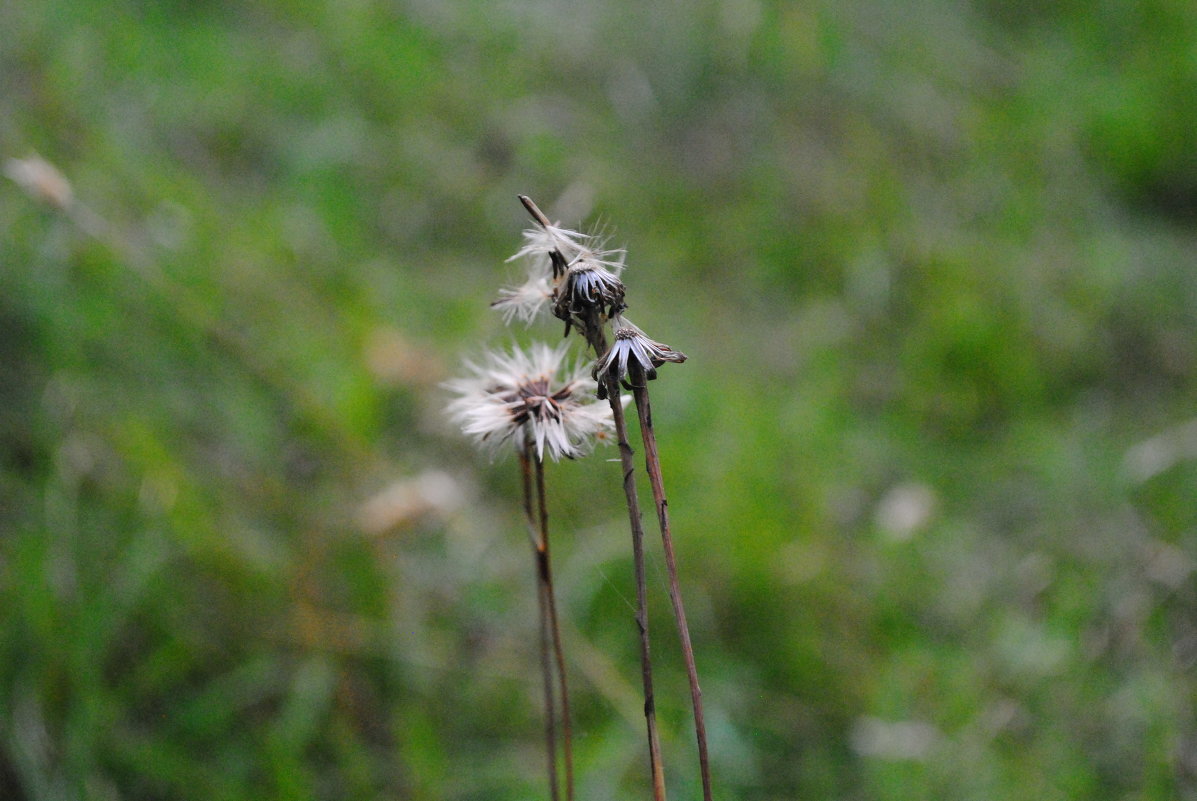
[4,1,1197,799]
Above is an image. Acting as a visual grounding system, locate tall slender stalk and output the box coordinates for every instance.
[518,195,668,801]
[534,456,574,801]
[605,374,668,801]
[520,449,561,801]
[539,583,561,800]
[630,363,712,801]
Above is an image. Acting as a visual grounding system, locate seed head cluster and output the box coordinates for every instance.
[450,196,685,461]
[444,196,704,801]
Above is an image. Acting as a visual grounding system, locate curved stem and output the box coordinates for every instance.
[630,365,712,801]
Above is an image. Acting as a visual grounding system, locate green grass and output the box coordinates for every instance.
[4,0,1197,798]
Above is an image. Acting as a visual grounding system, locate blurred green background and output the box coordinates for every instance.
[4,0,1197,799]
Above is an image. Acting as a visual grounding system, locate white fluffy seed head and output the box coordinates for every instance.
[445,342,616,461]
[506,223,590,285]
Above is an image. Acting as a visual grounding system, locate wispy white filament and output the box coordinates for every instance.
[496,218,627,326]
[446,342,617,461]
[491,273,553,325]
[507,223,590,273]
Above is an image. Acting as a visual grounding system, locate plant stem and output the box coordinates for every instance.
[534,456,575,801]
[539,581,562,801]
[605,375,668,801]
[517,195,665,801]
[629,364,713,801]
[521,449,560,801]
[518,194,568,278]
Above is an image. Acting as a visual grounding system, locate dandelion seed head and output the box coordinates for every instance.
[445,342,615,461]
[503,199,630,331]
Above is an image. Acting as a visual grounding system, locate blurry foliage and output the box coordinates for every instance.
[3,0,1197,799]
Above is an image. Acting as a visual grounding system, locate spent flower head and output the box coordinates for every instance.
[446,341,617,461]
[497,196,627,332]
[596,316,687,396]
[553,257,627,331]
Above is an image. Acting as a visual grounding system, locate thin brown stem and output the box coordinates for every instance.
[519,195,554,228]
[605,373,668,801]
[539,582,561,801]
[518,194,571,280]
[518,195,667,800]
[629,365,713,801]
[534,456,575,801]
[521,449,560,801]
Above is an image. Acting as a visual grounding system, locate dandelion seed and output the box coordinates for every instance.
[446,342,617,461]
[492,273,554,325]
[508,222,590,279]
[596,316,686,393]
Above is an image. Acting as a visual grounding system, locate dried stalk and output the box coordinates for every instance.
[534,455,575,801]
[605,372,668,801]
[518,195,666,801]
[521,449,561,801]
[629,363,712,801]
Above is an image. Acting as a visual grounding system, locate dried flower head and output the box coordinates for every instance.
[553,259,627,329]
[500,197,627,331]
[596,317,687,395]
[446,342,617,461]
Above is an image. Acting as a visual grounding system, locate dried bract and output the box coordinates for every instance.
[553,260,627,331]
[596,317,687,395]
